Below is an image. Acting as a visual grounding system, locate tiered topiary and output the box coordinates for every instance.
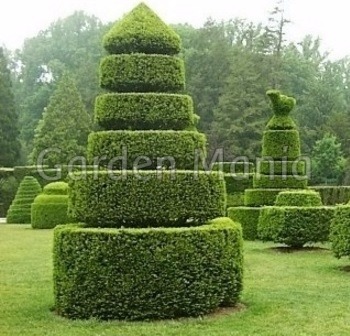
[31,182,70,229]
[229,90,308,240]
[6,176,42,224]
[53,3,243,321]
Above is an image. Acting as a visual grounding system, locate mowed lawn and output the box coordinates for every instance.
[1,225,350,336]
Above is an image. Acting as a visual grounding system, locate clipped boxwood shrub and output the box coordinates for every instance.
[31,182,70,229]
[225,174,254,193]
[244,188,285,207]
[253,174,308,189]
[258,206,335,248]
[227,192,245,207]
[6,176,42,224]
[275,190,322,207]
[53,218,243,320]
[95,93,196,130]
[102,3,181,55]
[311,186,350,206]
[228,207,261,240]
[212,162,254,174]
[257,160,306,175]
[100,54,185,93]
[262,130,301,159]
[68,171,226,228]
[330,205,350,258]
[87,130,206,170]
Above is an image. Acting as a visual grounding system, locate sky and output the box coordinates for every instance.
[0,0,349,59]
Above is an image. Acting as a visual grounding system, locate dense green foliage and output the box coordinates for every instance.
[68,171,226,228]
[244,188,284,206]
[257,160,305,175]
[30,73,91,167]
[100,54,185,92]
[275,190,322,207]
[258,206,335,248]
[103,3,181,55]
[228,207,261,240]
[253,174,308,189]
[330,205,350,258]
[0,48,21,166]
[87,130,206,169]
[211,162,255,174]
[31,182,69,229]
[6,176,42,223]
[95,93,197,130]
[53,219,243,320]
[311,186,350,205]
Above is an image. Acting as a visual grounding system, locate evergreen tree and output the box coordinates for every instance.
[0,48,21,166]
[30,73,91,167]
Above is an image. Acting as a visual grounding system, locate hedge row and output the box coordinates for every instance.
[53,218,243,320]
[211,162,254,174]
[257,160,305,175]
[68,170,226,228]
[310,186,350,206]
[330,205,350,258]
[275,190,322,207]
[102,3,181,56]
[258,206,335,248]
[225,174,254,193]
[228,207,261,240]
[253,174,308,189]
[87,130,206,170]
[100,54,185,93]
[95,93,197,131]
[262,130,301,159]
[227,193,245,207]
[244,188,285,207]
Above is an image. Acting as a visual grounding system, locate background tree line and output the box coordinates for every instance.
[1,5,349,184]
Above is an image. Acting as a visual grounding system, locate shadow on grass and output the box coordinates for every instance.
[268,246,330,254]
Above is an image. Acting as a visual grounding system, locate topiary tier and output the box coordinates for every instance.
[53,3,243,321]
[6,176,42,224]
[31,182,70,229]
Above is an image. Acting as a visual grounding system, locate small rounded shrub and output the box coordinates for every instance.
[31,182,70,229]
[275,190,322,207]
[100,54,185,92]
[53,218,243,320]
[228,207,261,240]
[6,176,42,224]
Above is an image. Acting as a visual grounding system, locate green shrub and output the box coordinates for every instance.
[262,130,301,159]
[100,54,185,93]
[95,93,196,130]
[310,186,350,206]
[228,207,261,240]
[53,218,243,320]
[227,193,245,207]
[102,3,181,56]
[253,174,308,189]
[244,188,284,206]
[257,160,305,175]
[211,162,254,174]
[0,176,19,217]
[258,206,335,248]
[68,171,226,228]
[6,176,42,224]
[0,167,14,179]
[224,174,254,193]
[330,205,350,258]
[87,130,206,170]
[275,190,322,207]
[266,115,296,130]
[42,182,69,195]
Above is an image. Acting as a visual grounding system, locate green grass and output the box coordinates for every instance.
[1,225,350,335]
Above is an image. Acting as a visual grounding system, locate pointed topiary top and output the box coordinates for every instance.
[266,90,297,130]
[103,2,181,55]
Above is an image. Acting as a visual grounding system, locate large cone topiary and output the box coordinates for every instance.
[6,176,42,224]
[53,3,243,321]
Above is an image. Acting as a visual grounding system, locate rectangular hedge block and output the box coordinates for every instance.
[228,207,261,240]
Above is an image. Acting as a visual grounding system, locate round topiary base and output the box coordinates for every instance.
[53,218,243,320]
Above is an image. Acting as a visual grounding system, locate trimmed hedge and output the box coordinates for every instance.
[102,3,181,56]
[275,190,322,207]
[87,130,206,170]
[253,174,308,189]
[311,186,350,206]
[53,218,243,320]
[266,115,296,130]
[0,176,19,218]
[228,207,261,240]
[6,176,42,224]
[227,193,245,207]
[100,54,185,93]
[258,206,335,248]
[244,188,285,207]
[212,162,254,174]
[257,160,306,175]
[68,170,226,228]
[330,205,350,258]
[95,93,196,130]
[262,130,301,159]
[225,174,254,193]
[31,182,70,229]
